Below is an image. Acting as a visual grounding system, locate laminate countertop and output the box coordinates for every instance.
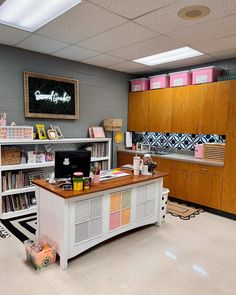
[33,170,168,199]
[118,149,224,167]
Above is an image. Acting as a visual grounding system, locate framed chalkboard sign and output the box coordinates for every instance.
[24,71,79,120]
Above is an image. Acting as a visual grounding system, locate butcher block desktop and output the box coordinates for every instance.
[33,170,168,269]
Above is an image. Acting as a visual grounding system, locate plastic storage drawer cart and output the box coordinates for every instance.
[149,74,169,89]
[161,188,169,222]
[192,66,221,84]
[169,71,192,87]
[130,78,149,92]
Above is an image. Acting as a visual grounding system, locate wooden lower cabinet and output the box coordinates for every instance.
[157,158,188,201]
[117,151,135,166]
[188,164,223,210]
[117,152,225,211]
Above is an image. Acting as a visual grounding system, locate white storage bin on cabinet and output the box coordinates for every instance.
[161,188,169,222]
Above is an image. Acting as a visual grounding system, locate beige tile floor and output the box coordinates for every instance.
[0,212,236,295]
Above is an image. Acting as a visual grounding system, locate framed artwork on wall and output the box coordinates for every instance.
[24,71,79,120]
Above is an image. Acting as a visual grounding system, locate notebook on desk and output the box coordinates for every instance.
[99,169,129,181]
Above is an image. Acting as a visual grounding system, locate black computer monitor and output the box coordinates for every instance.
[54,150,91,179]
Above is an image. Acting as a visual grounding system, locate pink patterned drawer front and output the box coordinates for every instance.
[110,212,121,230]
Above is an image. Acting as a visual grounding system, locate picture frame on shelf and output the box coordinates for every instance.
[141,143,150,152]
[47,129,58,140]
[136,142,142,151]
[36,124,47,140]
[24,71,79,120]
[50,125,63,138]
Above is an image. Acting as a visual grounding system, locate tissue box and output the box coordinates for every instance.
[192,66,221,84]
[194,144,203,158]
[169,70,192,87]
[24,235,57,270]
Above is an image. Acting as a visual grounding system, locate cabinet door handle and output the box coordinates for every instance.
[201,168,208,171]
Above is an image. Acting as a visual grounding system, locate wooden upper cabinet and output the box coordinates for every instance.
[149,89,172,133]
[128,91,150,132]
[199,81,231,134]
[222,81,236,214]
[128,81,230,134]
[171,85,203,134]
[172,82,231,134]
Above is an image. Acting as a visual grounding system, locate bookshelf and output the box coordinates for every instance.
[0,138,111,219]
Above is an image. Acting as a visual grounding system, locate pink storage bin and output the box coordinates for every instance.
[169,70,192,87]
[149,74,169,89]
[130,78,149,92]
[192,66,221,84]
[194,144,203,158]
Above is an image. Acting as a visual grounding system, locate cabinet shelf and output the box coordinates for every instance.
[2,186,35,196]
[1,205,37,219]
[1,161,54,171]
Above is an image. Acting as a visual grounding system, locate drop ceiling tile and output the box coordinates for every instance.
[77,22,158,52]
[89,0,178,19]
[168,14,236,44]
[134,0,236,34]
[37,1,127,44]
[16,34,69,54]
[108,35,184,60]
[0,24,30,46]
[106,61,149,73]
[210,49,236,59]
[192,35,236,54]
[52,45,100,61]
[83,54,126,67]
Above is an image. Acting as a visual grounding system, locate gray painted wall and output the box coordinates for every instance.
[0,44,132,138]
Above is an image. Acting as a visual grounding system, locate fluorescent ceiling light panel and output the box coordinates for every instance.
[0,0,82,32]
[133,46,203,66]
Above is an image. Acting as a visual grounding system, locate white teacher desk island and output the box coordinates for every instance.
[33,170,168,270]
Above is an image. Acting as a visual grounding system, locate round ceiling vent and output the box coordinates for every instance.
[178,5,210,20]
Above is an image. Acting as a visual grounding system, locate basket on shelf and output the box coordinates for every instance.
[0,126,33,140]
[1,147,21,165]
[202,143,225,162]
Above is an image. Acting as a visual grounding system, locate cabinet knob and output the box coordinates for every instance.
[201,168,208,171]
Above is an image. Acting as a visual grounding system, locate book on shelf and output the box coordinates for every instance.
[2,171,31,191]
[2,192,37,213]
[89,127,105,138]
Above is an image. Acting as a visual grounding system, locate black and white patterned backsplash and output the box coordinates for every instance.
[133,132,226,151]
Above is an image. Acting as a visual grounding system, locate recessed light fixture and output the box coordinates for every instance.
[0,0,82,32]
[178,5,210,20]
[133,47,204,66]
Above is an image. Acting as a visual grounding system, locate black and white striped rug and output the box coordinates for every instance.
[0,213,37,243]
[0,225,11,239]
